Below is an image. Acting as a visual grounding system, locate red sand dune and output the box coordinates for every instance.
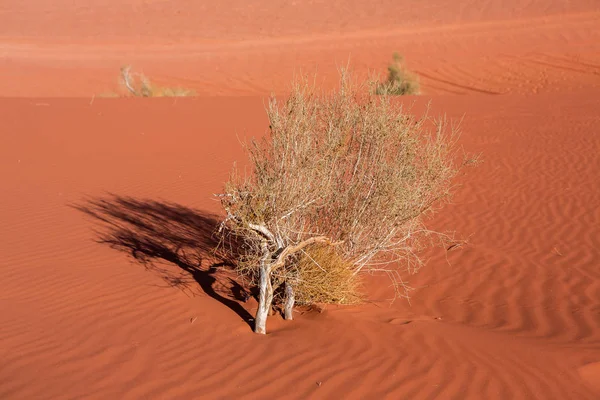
[1,1,600,399]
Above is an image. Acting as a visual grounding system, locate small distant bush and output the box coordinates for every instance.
[375,53,420,96]
[119,66,196,97]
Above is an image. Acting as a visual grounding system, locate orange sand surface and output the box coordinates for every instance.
[1,1,599,398]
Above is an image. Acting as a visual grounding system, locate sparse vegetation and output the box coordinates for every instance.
[375,53,420,95]
[217,69,464,334]
[119,65,196,97]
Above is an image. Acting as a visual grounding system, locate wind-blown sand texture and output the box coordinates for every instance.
[1,1,599,399]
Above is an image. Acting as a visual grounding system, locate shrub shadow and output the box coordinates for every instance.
[74,194,254,328]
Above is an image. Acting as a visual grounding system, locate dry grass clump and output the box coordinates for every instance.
[217,68,463,333]
[119,65,196,97]
[375,53,420,95]
[285,244,362,305]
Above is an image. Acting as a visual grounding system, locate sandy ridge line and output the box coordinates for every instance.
[1,10,598,60]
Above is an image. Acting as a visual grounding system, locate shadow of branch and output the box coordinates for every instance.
[74,194,254,328]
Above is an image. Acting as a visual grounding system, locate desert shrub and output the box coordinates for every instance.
[217,69,461,333]
[375,53,420,95]
[119,66,196,97]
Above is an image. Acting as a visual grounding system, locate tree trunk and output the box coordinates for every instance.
[284,281,295,320]
[254,264,274,334]
[249,235,337,333]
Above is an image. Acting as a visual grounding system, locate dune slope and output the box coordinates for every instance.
[0,91,598,399]
[1,0,599,96]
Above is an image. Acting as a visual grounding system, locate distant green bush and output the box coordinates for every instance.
[375,53,420,96]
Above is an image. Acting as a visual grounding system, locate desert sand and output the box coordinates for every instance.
[1,1,599,399]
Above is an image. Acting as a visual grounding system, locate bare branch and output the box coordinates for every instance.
[120,66,138,96]
[248,223,277,244]
[271,236,342,272]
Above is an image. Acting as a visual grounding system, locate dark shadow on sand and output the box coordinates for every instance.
[74,194,254,328]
